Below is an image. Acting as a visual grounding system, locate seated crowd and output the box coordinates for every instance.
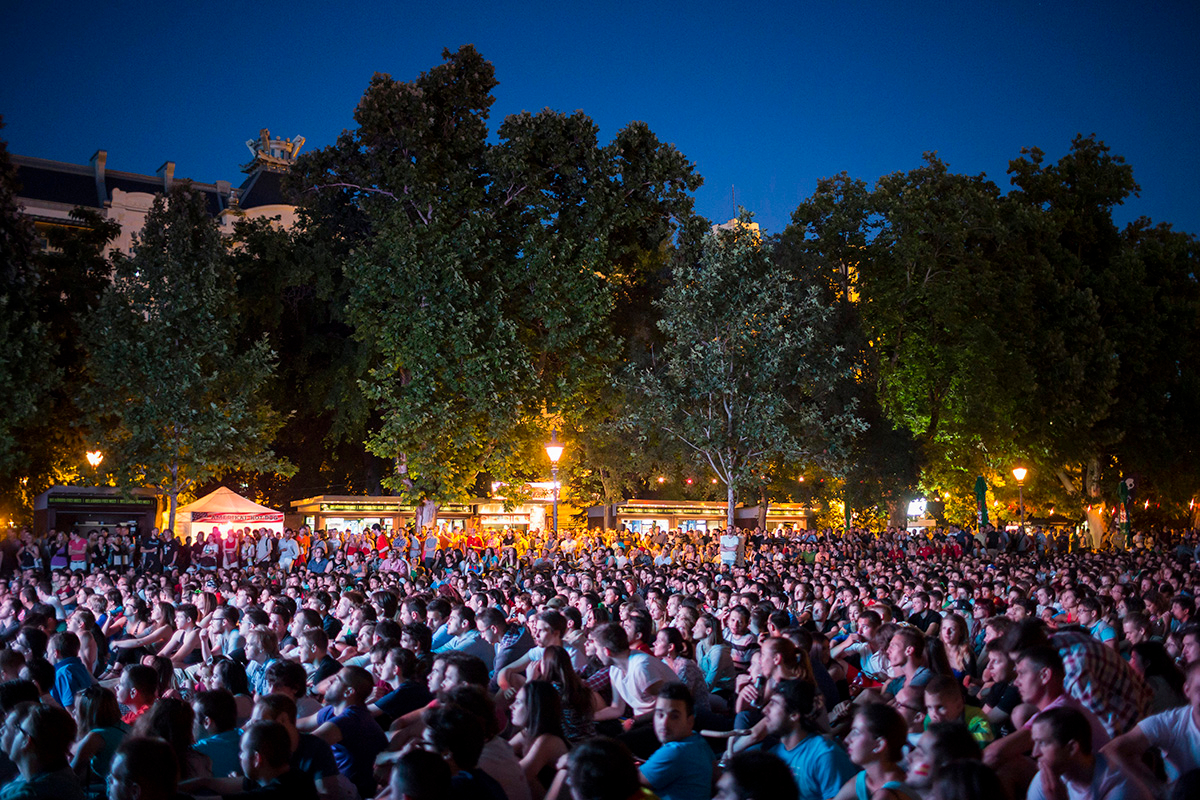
[0,520,1195,800]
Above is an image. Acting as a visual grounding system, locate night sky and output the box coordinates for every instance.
[3,1,1198,235]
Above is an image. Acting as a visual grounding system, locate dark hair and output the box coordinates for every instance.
[931,759,1008,800]
[242,720,291,768]
[24,703,77,768]
[402,622,432,654]
[537,645,593,717]
[444,685,501,739]
[254,693,298,725]
[132,698,200,778]
[22,657,55,694]
[520,680,567,740]
[773,678,817,726]
[76,684,122,730]
[591,622,630,654]
[567,737,641,800]
[114,737,178,797]
[194,689,238,733]
[0,679,40,714]
[123,664,160,699]
[1033,705,1093,752]
[924,721,982,773]
[390,747,452,800]
[1017,645,1064,677]
[657,682,695,717]
[723,751,799,800]
[441,653,489,688]
[264,659,308,696]
[423,703,485,770]
[49,631,81,658]
[1131,641,1186,696]
[855,702,908,762]
[212,657,250,696]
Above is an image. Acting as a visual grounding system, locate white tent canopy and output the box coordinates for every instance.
[174,487,283,542]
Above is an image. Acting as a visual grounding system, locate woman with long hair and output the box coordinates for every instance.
[508,680,570,800]
[693,612,736,696]
[131,696,211,779]
[1130,640,1186,713]
[530,644,596,742]
[71,685,128,799]
[110,601,175,665]
[939,613,977,681]
[654,626,711,715]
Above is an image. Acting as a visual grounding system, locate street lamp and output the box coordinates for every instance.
[86,451,104,469]
[1012,466,1028,534]
[545,430,564,536]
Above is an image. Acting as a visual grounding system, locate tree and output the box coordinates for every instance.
[637,212,864,529]
[84,187,292,533]
[297,46,700,525]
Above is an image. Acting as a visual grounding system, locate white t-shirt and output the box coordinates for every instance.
[1137,704,1200,779]
[719,534,740,564]
[610,651,680,717]
[1026,753,1152,800]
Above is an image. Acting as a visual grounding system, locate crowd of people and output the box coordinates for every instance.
[0,517,1196,800]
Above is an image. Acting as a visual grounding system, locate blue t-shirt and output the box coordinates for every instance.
[639,732,714,800]
[195,729,243,778]
[771,734,859,800]
[316,704,387,799]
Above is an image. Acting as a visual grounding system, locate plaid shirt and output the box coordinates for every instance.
[1051,630,1151,736]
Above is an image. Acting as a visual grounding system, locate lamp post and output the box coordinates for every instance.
[1012,466,1027,534]
[86,451,104,485]
[545,430,564,536]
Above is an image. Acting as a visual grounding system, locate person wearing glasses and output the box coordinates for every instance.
[2,703,84,800]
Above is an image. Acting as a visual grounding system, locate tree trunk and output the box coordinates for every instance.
[416,498,439,530]
[757,485,768,531]
[168,489,178,539]
[603,504,613,531]
[887,498,906,529]
[726,482,736,532]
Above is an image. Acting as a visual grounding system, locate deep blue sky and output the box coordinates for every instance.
[3,1,1198,235]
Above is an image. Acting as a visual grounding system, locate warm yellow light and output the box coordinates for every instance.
[657,477,665,484]
[711,478,718,484]
[86,451,104,469]
[797,476,805,482]
[1012,467,1027,483]
[544,430,564,464]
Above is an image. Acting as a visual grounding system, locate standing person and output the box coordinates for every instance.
[638,684,714,800]
[139,529,162,573]
[278,531,300,573]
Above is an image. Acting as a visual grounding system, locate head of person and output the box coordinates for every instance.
[192,689,238,740]
[74,684,122,733]
[928,759,1007,800]
[1182,625,1200,665]
[764,678,819,738]
[327,664,374,707]
[1013,646,1065,706]
[475,607,508,645]
[1030,706,1093,774]
[924,675,966,724]
[886,627,925,669]
[421,702,485,773]
[390,747,452,800]
[117,664,160,711]
[262,658,308,699]
[907,722,981,790]
[108,737,180,800]
[846,702,908,767]
[565,737,641,800]
[653,683,695,745]
[510,680,565,740]
[9,703,75,772]
[589,622,630,665]
[714,751,799,800]
[438,653,488,697]
[239,719,292,783]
